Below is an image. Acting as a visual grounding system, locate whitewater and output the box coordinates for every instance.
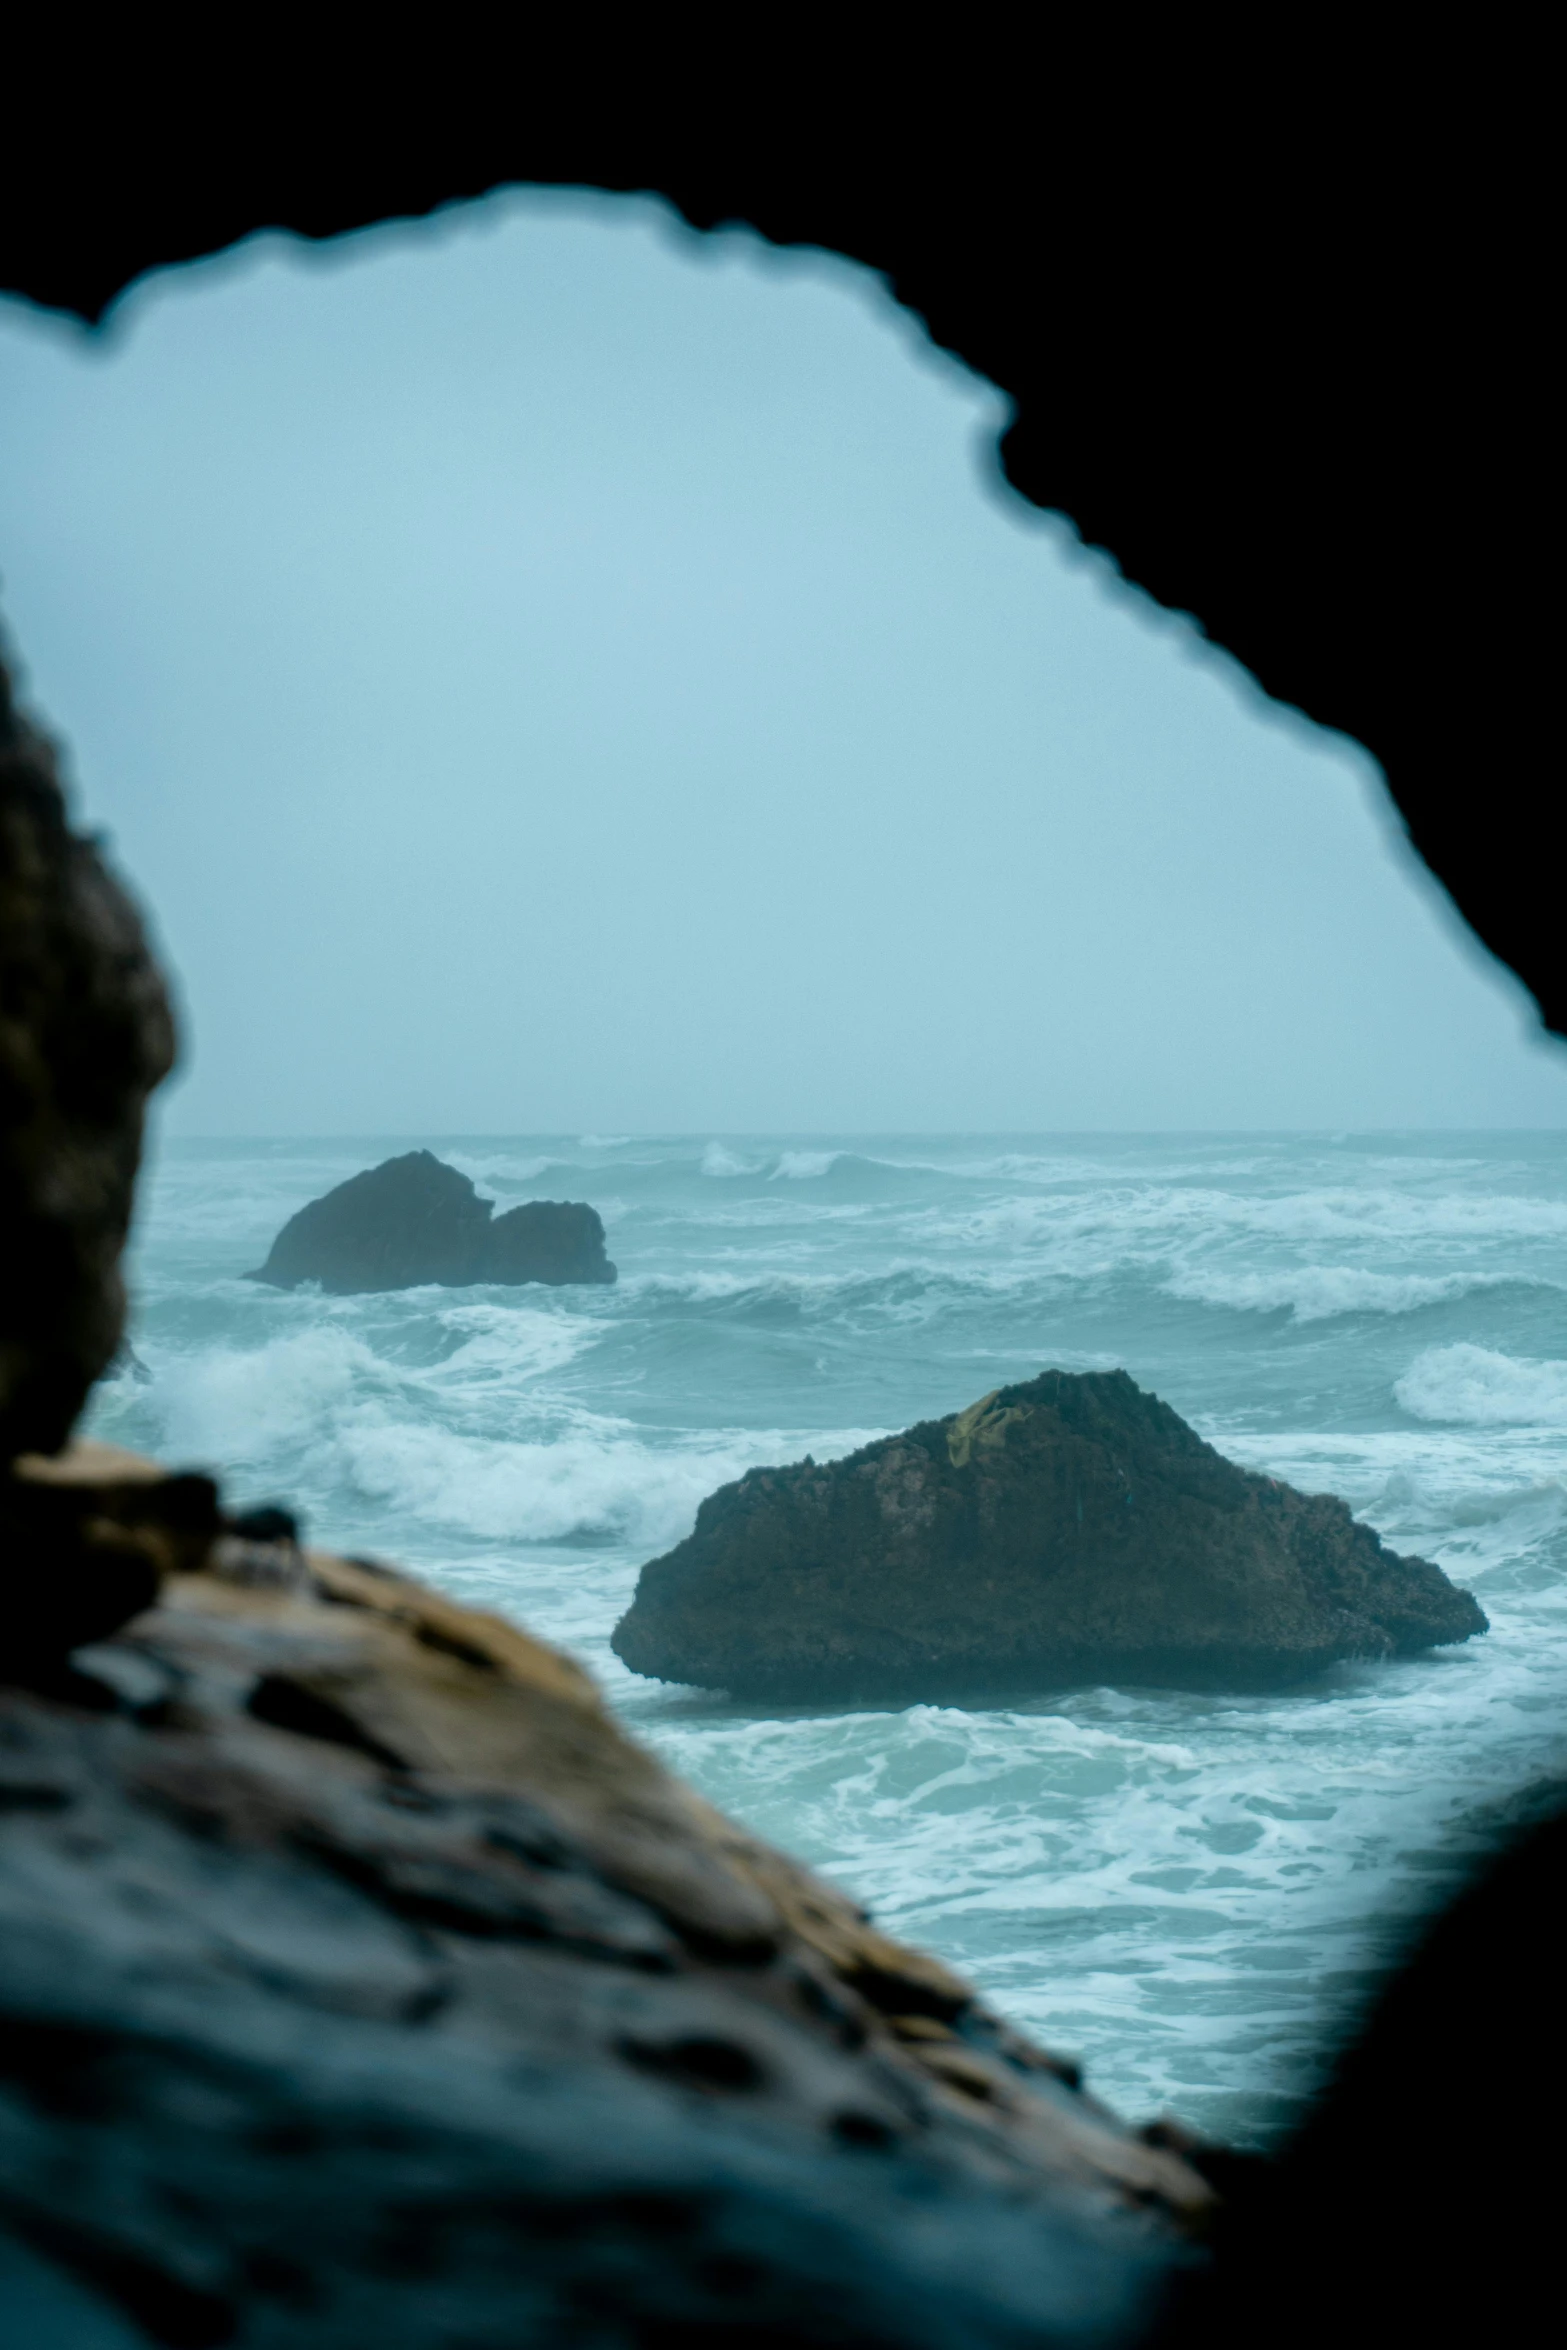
[88,1131,1567,2147]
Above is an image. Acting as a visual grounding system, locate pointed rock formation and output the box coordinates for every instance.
[612,1369,1487,1702]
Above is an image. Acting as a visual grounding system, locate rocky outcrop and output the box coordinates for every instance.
[0,1443,1209,2347]
[248,1149,616,1292]
[0,649,175,1459]
[481,1193,617,1286]
[612,1370,1487,1703]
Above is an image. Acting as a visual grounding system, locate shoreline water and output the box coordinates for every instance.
[88,1131,1567,2144]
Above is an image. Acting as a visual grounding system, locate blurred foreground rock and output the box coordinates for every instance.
[0,1443,1209,2348]
[613,1370,1486,1702]
[247,1149,616,1293]
[0,652,175,1460]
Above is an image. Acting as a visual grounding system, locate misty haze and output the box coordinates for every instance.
[3,191,1563,1135]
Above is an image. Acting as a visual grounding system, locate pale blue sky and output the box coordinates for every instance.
[2,189,1563,1131]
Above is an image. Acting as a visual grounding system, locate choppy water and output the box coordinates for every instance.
[89,1132,1567,2145]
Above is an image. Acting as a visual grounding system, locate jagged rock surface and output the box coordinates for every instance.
[612,1370,1487,1702]
[0,651,175,1459]
[0,1445,1210,2347]
[248,1149,616,1293]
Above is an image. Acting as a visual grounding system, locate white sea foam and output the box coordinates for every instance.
[137,1172,358,1247]
[424,1300,603,1384]
[341,1420,739,1547]
[152,1325,390,1469]
[343,1416,880,1548]
[771,1149,845,1180]
[1396,1344,1567,1428]
[618,1258,1083,1325]
[1164,1265,1521,1323]
[937,1180,1567,1254]
[98,1132,1567,2149]
[147,1308,598,1480]
[636,1646,1553,2133]
[447,1152,553,1188]
[700,1141,762,1178]
[1208,1426,1567,1594]
[149,1315,873,1548]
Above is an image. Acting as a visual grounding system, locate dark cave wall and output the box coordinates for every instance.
[0,46,1558,2345]
[0,662,175,1458]
[0,43,1551,1031]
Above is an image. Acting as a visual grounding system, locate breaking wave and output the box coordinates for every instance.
[1396,1343,1567,1428]
[96,1128,1567,2148]
[1164,1266,1542,1323]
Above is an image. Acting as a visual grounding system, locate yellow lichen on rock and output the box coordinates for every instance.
[945,1389,1034,1468]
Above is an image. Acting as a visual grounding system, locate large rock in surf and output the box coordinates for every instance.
[612,1369,1487,1702]
[0,1441,1208,2346]
[248,1148,615,1293]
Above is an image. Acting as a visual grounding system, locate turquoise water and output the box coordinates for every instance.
[91,1132,1567,2145]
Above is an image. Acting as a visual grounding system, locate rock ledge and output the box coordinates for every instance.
[0,1441,1208,2346]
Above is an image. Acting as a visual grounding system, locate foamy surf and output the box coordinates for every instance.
[1396,1341,1567,1427]
[1163,1264,1548,1322]
[92,1129,1567,2146]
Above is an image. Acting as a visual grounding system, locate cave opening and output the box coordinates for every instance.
[2,186,1565,2163]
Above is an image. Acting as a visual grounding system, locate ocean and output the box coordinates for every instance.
[88,1131,1567,2147]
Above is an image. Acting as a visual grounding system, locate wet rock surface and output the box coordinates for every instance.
[613,1370,1486,1703]
[0,1447,1209,2346]
[247,1148,616,1292]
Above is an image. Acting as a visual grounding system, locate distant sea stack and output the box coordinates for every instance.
[612,1369,1486,1702]
[248,1151,616,1294]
